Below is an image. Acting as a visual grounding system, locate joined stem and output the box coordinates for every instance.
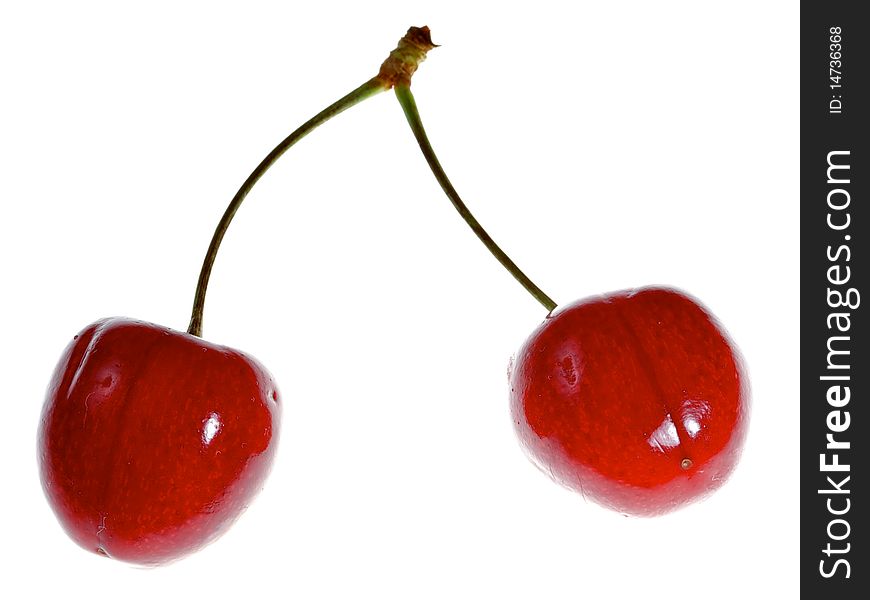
[393,85,558,313]
[187,26,555,337]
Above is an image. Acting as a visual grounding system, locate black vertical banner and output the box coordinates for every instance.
[801,3,868,596]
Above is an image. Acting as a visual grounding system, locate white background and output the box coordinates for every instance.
[1,1,798,598]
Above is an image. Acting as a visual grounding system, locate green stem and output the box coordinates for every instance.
[394,85,558,313]
[187,78,386,337]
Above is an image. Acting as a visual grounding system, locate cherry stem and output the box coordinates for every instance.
[188,26,438,337]
[187,78,386,337]
[187,26,554,335]
[393,85,558,313]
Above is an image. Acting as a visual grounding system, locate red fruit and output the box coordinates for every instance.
[38,318,280,565]
[510,287,748,516]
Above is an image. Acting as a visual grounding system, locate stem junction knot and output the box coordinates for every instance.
[377,26,438,89]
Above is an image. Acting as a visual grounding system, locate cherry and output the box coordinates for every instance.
[509,288,749,516]
[391,38,750,515]
[38,318,279,565]
[38,27,437,565]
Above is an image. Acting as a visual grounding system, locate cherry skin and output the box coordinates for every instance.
[510,287,748,516]
[38,318,280,565]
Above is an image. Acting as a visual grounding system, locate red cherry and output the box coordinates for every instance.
[35,29,440,565]
[38,318,280,565]
[510,287,749,516]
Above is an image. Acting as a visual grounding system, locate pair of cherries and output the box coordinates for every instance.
[38,27,749,566]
